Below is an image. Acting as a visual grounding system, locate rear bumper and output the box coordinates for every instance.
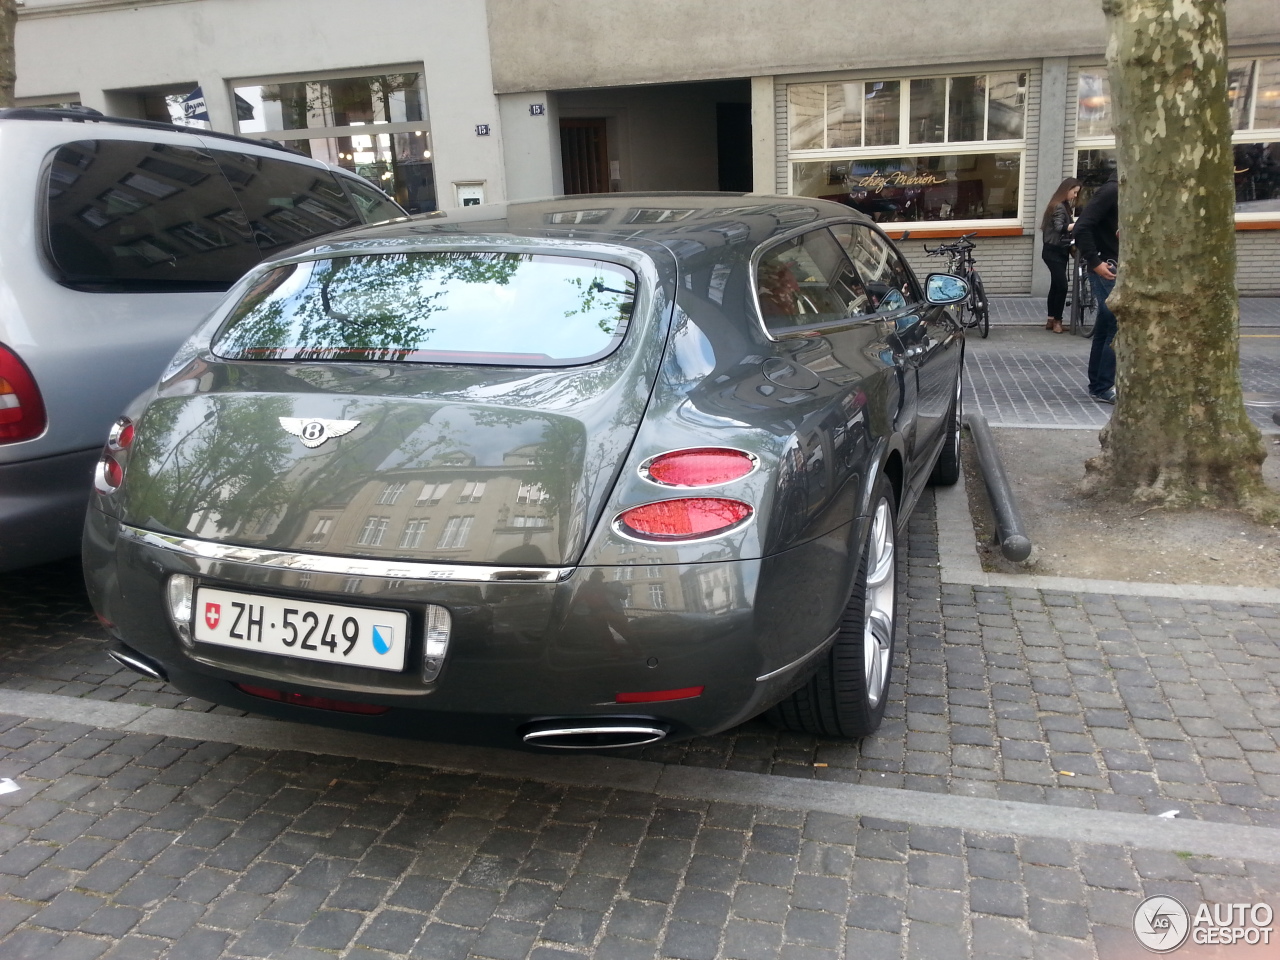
[83,508,861,747]
[0,447,97,571]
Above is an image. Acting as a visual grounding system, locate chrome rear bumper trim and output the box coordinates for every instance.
[119,524,574,584]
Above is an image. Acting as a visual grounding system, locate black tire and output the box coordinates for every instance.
[1071,259,1097,338]
[767,476,898,738]
[929,369,963,487]
[971,274,990,338]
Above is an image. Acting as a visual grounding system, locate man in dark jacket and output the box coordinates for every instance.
[1073,171,1119,403]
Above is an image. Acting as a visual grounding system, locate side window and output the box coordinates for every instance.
[832,223,917,314]
[340,176,406,224]
[755,228,868,333]
[207,150,360,254]
[44,139,265,290]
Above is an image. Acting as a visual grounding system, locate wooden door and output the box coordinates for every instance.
[560,118,610,195]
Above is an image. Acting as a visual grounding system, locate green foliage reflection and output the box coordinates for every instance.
[214,252,636,365]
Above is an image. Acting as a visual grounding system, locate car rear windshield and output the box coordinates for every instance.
[44,140,361,292]
[211,251,637,365]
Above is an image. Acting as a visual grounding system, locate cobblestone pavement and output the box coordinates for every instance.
[1,714,1275,960]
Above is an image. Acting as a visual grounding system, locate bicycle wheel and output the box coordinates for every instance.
[970,274,990,338]
[1070,259,1097,338]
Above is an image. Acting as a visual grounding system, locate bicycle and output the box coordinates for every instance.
[1068,241,1097,338]
[923,233,989,338]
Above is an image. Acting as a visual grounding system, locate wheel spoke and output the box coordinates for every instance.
[864,610,893,705]
[862,498,897,708]
[866,502,895,589]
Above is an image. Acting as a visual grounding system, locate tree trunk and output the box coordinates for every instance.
[0,0,16,109]
[1084,0,1272,516]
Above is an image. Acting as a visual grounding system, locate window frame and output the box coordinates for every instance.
[1072,60,1280,225]
[785,68,1030,230]
[228,63,436,213]
[750,221,920,342]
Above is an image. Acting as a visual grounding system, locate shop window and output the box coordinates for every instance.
[234,68,437,213]
[1074,61,1280,219]
[787,72,1027,225]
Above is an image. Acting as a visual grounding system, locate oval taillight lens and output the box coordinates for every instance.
[95,456,124,493]
[108,418,135,451]
[0,345,47,444]
[642,448,756,487]
[616,497,753,542]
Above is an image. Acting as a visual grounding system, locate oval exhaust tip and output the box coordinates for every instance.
[107,643,168,682]
[522,723,668,749]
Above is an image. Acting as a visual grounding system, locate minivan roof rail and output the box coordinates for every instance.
[0,107,302,155]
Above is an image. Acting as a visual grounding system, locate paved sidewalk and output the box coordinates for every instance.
[964,326,1280,432]
[990,296,1280,327]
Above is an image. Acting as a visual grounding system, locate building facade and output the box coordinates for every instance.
[16,0,1280,293]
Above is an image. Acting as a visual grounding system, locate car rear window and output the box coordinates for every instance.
[211,251,637,365]
[43,140,363,292]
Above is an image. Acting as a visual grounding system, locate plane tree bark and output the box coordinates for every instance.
[0,0,15,109]
[1083,0,1274,517]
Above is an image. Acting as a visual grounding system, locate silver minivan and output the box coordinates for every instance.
[0,109,406,571]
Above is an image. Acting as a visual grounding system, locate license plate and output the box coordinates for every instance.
[194,587,409,672]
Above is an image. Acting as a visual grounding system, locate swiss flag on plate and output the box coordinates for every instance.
[205,603,221,630]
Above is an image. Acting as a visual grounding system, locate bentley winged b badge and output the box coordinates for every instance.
[279,417,361,448]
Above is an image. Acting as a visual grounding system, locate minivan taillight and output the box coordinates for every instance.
[0,345,47,443]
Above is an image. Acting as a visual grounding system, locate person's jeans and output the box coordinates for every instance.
[1088,271,1117,395]
[1041,246,1069,321]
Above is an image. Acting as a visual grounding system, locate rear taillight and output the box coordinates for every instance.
[108,419,135,451]
[615,497,753,542]
[94,416,135,495]
[641,448,756,487]
[0,345,47,443]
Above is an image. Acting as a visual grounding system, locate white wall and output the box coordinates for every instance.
[15,0,507,208]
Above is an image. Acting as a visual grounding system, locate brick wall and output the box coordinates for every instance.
[1236,233,1280,296]
[900,235,1037,295]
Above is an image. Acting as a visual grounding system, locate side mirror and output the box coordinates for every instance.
[925,273,969,305]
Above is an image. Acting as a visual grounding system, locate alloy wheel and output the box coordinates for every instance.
[862,497,896,708]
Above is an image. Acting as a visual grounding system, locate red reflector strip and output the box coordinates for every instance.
[616,686,704,703]
[236,683,389,715]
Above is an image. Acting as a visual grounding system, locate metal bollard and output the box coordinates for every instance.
[964,413,1032,562]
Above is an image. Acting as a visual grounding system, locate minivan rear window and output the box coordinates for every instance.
[212,252,637,365]
[43,140,364,292]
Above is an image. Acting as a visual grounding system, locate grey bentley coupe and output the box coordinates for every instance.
[83,194,969,750]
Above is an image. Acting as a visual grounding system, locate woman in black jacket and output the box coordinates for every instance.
[1041,177,1081,334]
